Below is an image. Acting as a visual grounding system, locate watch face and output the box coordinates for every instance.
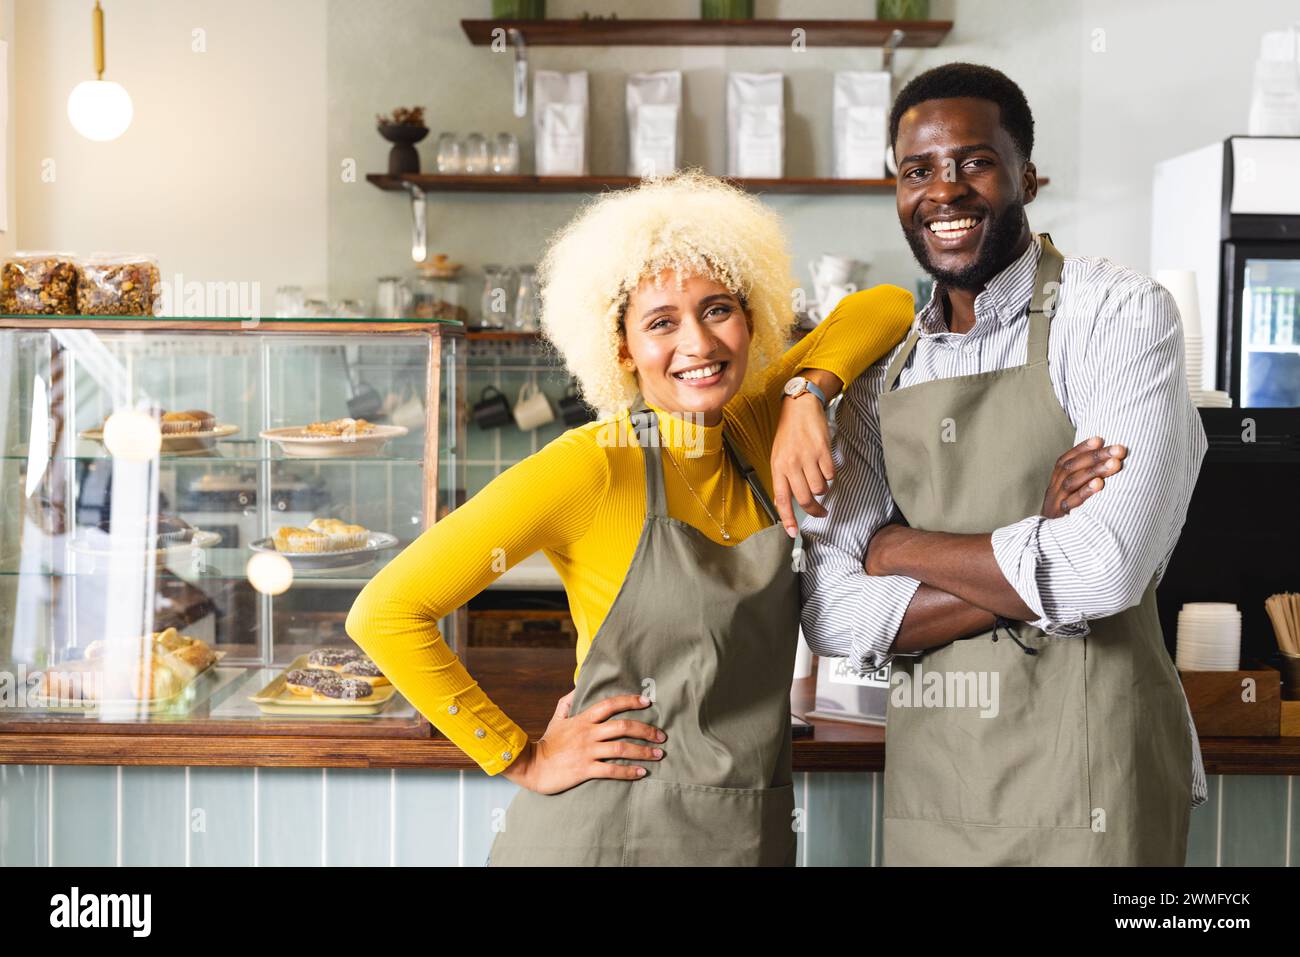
[783,377,805,397]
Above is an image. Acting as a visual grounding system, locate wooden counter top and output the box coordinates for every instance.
[2,648,1298,773]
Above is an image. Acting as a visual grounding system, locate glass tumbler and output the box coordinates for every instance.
[492,133,520,175]
[513,267,540,332]
[463,133,490,175]
[480,265,514,329]
[436,133,464,174]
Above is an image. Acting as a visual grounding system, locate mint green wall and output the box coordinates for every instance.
[0,766,1293,866]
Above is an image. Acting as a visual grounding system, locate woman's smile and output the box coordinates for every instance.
[623,271,752,423]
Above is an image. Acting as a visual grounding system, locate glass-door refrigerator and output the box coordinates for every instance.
[1228,245,1300,408]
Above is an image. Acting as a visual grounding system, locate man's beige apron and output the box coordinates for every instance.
[489,405,800,866]
[877,235,1192,866]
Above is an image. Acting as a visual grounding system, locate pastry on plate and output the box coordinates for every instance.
[272,525,330,553]
[273,518,370,553]
[311,675,374,701]
[306,647,363,671]
[307,518,368,550]
[304,417,375,438]
[41,629,217,704]
[95,512,197,547]
[284,667,336,697]
[159,409,216,434]
[340,656,390,687]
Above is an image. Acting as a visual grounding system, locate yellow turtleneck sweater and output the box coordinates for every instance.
[345,285,914,774]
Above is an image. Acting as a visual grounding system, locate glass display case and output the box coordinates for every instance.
[0,316,465,739]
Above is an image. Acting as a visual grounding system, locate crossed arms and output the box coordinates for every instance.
[798,280,1207,670]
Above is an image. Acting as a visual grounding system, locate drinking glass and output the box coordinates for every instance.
[463,133,490,175]
[492,133,520,174]
[436,133,464,174]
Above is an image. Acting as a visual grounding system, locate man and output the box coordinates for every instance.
[796,63,1208,866]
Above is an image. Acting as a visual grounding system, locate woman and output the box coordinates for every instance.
[344,170,914,866]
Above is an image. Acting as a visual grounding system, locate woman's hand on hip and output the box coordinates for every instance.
[1041,436,1127,518]
[772,392,835,537]
[501,691,666,795]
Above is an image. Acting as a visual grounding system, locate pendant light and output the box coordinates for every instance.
[67,1,133,141]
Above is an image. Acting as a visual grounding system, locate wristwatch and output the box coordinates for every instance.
[782,375,828,408]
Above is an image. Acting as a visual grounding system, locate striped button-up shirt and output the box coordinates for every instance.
[799,234,1208,808]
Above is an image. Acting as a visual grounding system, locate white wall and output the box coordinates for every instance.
[1076,0,1299,271]
[1,0,15,258]
[7,0,1299,305]
[14,0,328,304]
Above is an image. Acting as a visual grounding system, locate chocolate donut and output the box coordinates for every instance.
[306,647,362,670]
[284,667,333,696]
[312,676,374,701]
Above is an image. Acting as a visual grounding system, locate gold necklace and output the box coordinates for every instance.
[664,445,732,541]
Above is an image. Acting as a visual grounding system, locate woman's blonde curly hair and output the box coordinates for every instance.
[539,169,798,418]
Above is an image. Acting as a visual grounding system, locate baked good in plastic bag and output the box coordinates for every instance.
[77,254,161,316]
[0,252,79,315]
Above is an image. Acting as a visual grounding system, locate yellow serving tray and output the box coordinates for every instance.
[249,654,396,716]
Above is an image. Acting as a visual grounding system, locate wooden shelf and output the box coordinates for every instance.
[369,172,1050,196]
[461,18,952,48]
[465,329,542,341]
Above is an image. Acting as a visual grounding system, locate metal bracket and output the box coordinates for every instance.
[881,28,906,77]
[404,182,427,263]
[510,28,528,119]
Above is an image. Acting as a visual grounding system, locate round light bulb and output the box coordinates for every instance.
[246,551,294,596]
[67,80,133,141]
[102,409,160,461]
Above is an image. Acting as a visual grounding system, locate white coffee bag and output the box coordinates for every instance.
[534,70,589,175]
[627,71,682,177]
[833,71,890,179]
[727,72,784,178]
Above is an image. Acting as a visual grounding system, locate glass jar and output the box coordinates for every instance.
[463,133,490,175]
[480,265,514,329]
[513,266,540,332]
[274,285,305,319]
[302,298,333,319]
[492,133,520,175]
[436,132,464,174]
[409,275,466,323]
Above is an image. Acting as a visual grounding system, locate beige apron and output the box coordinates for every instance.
[489,404,800,866]
[877,234,1192,866]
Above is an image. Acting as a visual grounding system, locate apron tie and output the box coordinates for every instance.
[993,616,1038,656]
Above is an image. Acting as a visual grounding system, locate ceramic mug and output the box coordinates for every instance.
[513,382,555,431]
[558,379,594,426]
[472,386,513,429]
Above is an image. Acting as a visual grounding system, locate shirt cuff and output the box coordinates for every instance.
[990,517,1091,638]
[436,683,531,776]
[849,574,923,673]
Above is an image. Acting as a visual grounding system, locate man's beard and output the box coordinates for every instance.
[902,201,1029,292]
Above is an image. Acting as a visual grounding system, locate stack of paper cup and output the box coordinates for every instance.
[1175,602,1243,671]
[1156,269,1232,407]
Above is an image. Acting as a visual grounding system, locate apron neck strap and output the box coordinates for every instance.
[882,326,921,394]
[1026,232,1065,365]
[627,403,782,527]
[721,430,782,526]
[629,406,670,519]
